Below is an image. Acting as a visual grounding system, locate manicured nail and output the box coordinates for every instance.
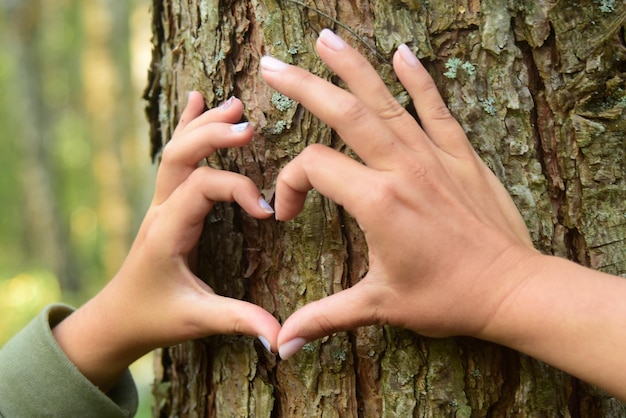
[231,122,249,132]
[279,337,307,360]
[319,29,346,51]
[221,97,234,111]
[398,44,420,68]
[260,56,289,72]
[258,336,272,353]
[258,197,275,214]
[186,90,199,106]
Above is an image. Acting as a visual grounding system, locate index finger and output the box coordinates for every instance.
[260,56,405,170]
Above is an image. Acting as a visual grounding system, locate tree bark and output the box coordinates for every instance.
[145,0,626,416]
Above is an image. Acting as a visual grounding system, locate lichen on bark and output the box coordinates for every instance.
[145,0,626,416]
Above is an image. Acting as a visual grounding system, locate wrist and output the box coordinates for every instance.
[52,284,148,392]
[475,252,626,399]
[473,248,549,344]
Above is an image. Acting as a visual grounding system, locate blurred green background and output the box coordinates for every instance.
[0,0,155,416]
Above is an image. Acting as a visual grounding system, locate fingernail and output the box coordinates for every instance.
[258,197,275,214]
[221,97,234,111]
[258,336,272,353]
[319,29,346,51]
[398,44,420,68]
[186,90,198,106]
[260,55,289,72]
[231,122,249,132]
[279,337,307,360]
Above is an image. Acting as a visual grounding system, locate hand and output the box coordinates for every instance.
[260,29,540,359]
[52,93,280,391]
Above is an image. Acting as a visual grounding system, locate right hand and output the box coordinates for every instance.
[261,29,539,359]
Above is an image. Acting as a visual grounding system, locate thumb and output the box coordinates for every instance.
[195,295,282,353]
[277,283,380,359]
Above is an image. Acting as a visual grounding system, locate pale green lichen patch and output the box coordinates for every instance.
[444,58,463,78]
[593,0,616,13]
[271,92,295,111]
[480,96,498,116]
[444,58,476,79]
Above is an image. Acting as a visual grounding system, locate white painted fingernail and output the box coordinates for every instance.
[398,44,420,68]
[319,29,346,51]
[279,337,307,360]
[260,56,289,72]
[258,336,272,353]
[221,97,234,111]
[258,197,274,214]
[231,122,249,132]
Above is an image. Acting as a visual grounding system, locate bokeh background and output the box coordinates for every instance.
[0,0,155,415]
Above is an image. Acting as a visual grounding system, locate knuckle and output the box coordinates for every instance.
[278,144,327,185]
[227,315,245,335]
[312,310,339,337]
[358,175,401,219]
[361,285,389,326]
[421,83,454,121]
[300,143,329,164]
[293,70,318,95]
[183,167,214,194]
[160,141,180,164]
[405,159,430,181]
[335,95,371,124]
[376,95,406,122]
[428,102,454,121]
[186,167,205,185]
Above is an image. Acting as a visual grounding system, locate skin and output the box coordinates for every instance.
[52,93,281,392]
[51,29,626,403]
[261,29,626,401]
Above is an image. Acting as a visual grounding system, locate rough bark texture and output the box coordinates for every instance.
[145,1,626,416]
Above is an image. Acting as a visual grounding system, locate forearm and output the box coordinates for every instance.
[481,254,626,400]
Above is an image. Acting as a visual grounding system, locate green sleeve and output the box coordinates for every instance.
[0,304,138,418]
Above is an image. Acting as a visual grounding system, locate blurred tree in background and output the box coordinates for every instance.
[0,0,151,346]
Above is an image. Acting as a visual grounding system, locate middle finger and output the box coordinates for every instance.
[315,29,429,153]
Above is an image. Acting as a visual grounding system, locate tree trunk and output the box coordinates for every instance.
[145,0,626,416]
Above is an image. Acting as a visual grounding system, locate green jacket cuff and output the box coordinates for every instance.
[0,304,138,417]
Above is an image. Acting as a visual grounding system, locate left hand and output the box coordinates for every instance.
[53,93,281,391]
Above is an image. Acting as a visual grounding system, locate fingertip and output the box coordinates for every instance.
[185,91,205,111]
[236,190,276,220]
[317,28,347,52]
[273,196,304,222]
[278,337,308,360]
[396,44,421,68]
[258,196,275,215]
[177,91,206,128]
[218,96,244,118]
[257,336,273,354]
[260,55,289,73]
[233,302,281,352]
